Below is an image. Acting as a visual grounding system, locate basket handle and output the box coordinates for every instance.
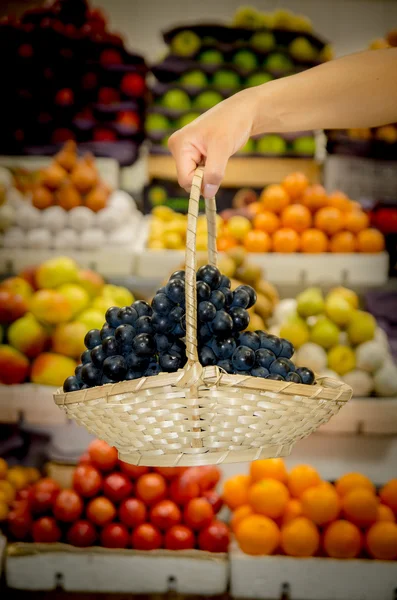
[185,167,218,365]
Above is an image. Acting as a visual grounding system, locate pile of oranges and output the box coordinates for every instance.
[223,459,397,560]
[218,173,385,254]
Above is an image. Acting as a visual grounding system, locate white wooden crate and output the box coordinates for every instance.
[6,544,228,595]
[230,548,397,600]
[0,384,67,425]
[319,398,397,435]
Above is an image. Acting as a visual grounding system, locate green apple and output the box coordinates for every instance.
[161,89,191,111]
[171,30,201,57]
[250,31,276,52]
[256,135,287,155]
[232,6,265,29]
[272,9,295,30]
[145,113,171,131]
[289,37,318,61]
[238,139,256,154]
[193,91,223,110]
[180,70,208,87]
[177,112,201,128]
[265,53,293,72]
[233,49,258,71]
[212,70,241,90]
[198,50,224,65]
[246,72,273,87]
[293,136,316,155]
[148,186,167,206]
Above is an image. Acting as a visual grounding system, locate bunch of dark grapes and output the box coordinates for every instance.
[63,265,315,393]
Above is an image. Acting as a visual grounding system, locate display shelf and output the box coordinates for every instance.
[5,543,228,595]
[319,397,397,435]
[148,155,322,187]
[0,384,67,426]
[0,534,6,580]
[229,547,397,600]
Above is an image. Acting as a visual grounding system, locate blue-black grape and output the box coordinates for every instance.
[117,306,138,325]
[237,285,257,308]
[237,331,260,351]
[270,358,294,378]
[279,338,294,359]
[126,351,150,370]
[133,300,152,317]
[259,334,282,356]
[266,373,284,381]
[63,376,81,392]
[84,329,101,350]
[154,334,171,353]
[145,362,162,376]
[115,324,136,348]
[220,288,233,307]
[210,310,233,336]
[170,270,185,280]
[232,346,255,371]
[255,348,276,370]
[103,355,127,381]
[81,349,91,364]
[165,279,185,304]
[101,375,116,384]
[169,340,186,357]
[81,363,101,386]
[75,364,83,381]
[125,370,144,381]
[105,306,121,328]
[199,346,217,366]
[256,330,269,347]
[219,275,231,289]
[159,353,181,372]
[152,293,175,314]
[172,322,185,337]
[91,344,106,367]
[152,313,173,334]
[136,315,153,334]
[198,301,216,322]
[295,367,315,385]
[198,323,212,342]
[212,337,236,359]
[196,281,211,301]
[217,359,233,373]
[285,372,302,383]
[102,336,119,357]
[100,324,115,340]
[251,366,269,378]
[156,287,166,295]
[197,265,221,289]
[231,287,250,309]
[210,290,225,310]
[132,333,155,356]
[229,307,250,332]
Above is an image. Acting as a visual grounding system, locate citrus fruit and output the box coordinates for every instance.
[379,479,397,513]
[0,458,7,479]
[300,229,328,253]
[0,499,9,521]
[335,472,375,497]
[377,504,395,522]
[260,184,290,213]
[314,207,344,235]
[323,520,362,558]
[222,474,250,510]
[281,204,312,233]
[366,521,397,560]
[247,201,263,216]
[301,483,341,525]
[287,465,321,498]
[0,480,16,504]
[342,488,379,527]
[253,211,280,234]
[272,228,300,252]
[6,467,29,491]
[235,514,280,556]
[231,504,253,532]
[243,230,272,252]
[282,172,309,200]
[356,228,385,253]
[343,210,369,233]
[217,235,238,251]
[227,216,252,241]
[329,231,357,253]
[301,185,328,212]
[281,499,303,525]
[24,467,41,484]
[327,190,352,212]
[248,479,290,519]
[281,517,320,557]
[250,459,288,484]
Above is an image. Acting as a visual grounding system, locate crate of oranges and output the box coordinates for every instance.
[225,459,397,600]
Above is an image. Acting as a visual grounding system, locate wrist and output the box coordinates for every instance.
[250,79,285,136]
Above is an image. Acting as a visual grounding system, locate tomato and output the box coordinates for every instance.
[196,466,221,492]
[184,498,214,531]
[119,498,146,528]
[53,489,83,523]
[154,467,186,480]
[202,489,223,514]
[16,486,32,501]
[103,473,133,504]
[100,523,129,549]
[165,525,195,551]
[67,520,97,547]
[119,462,149,480]
[131,523,162,551]
[169,473,200,506]
[7,507,33,540]
[136,473,167,506]
[88,440,118,472]
[78,452,91,465]
[150,500,182,531]
[86,497,116,527]
[73,464,102,498]
[30,478,61,514]
[32,517,62,543]
[198,520,230,553]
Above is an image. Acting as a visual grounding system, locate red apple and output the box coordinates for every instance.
[93,127,117,142]
[116,111,140,128]
[55,88,74,106]
[100,49,123,67]
[121,73,145,97]
[97,87,120,105]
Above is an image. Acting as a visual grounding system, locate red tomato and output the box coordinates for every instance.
[136,473,167,506]
[119,462,149,479]
[165,525,195,551]
[7,507,33,540]
[32,517,62,543]
[131,523,162,551]
[100,523,129,549]
[196,466,221,491]
[16,486,32,501]
[67,520,97,547]
[103,473,133,504]
[119,498,147,528]
[87,440,118,472]
[198,520,230,553]
[202,489,223,514]
[30,478,61,514]
[154,467,186,480]
[184,498,214,531]
[150,500,182,531]
[86,497,116,527]
[78,452,91,465]
[100,49,123,67]
[53,489,83,523]
[73,464,102,498]
[169,473,200,506]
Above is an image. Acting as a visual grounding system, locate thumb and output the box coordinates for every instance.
[203,139,230,198]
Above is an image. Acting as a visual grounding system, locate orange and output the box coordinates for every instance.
[281,517,320,557]
[343,210,369,233]
[287,465,321,498]
[379,479,397,513]
[253,211,280,235]
[217,235,238,252]
[260,184,290,213]
[281,499,303,525]
[335,472,376,497]
[0,499,9,522]
[377,504,396,522]
[366,521,397,560]
[247,201,263,216]
[24,467,41,484]
[282,172,309,200]
[342,488,379,528]
[0,458,7,479]
[6,467,29,491]
[314,207,344,236]
[272,228,300,253]
[248,479,290,519]
[0,480,16,504]
[329,231,357,253]
[356,228,385,253]
[300,229,328,253]
[301,483,341,525]
[235,514,280,556]
[243,230,272,253]
[323,520,362,558]
[327,190,352,212]
[231,504,253,532]
[281,204,312,233]
[301,184,328,212]
[222,474,251,510]
[250,459,288,484]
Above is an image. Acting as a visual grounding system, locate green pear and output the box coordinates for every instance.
[296,287,325,318]
[279,316,309,349]
[325,294,355,326]
[347,311,376,345]
[310,316,340,349]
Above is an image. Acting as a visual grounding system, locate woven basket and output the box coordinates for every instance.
[54,167,352,466]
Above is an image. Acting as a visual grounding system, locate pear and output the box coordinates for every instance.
[374,363,397,397]
[254,293,273,321]
[328,346,356,376]
[295,342,327,373]
[356,340,387,373]
[256,280,279,307]
[279,316,309,349]
[310,316,340,349]
[296,287,324,318]
[325,294,354,327]
[328,287,359,309]
[347,311,376,345]
[343,370,374,397]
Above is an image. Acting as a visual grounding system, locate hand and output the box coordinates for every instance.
[168,89,259,198]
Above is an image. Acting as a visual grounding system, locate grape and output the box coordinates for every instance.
[266,373,284,381]
[105,306,121,328]
[270,358,294,378]
[103,355,127,381]
[136,315,153,334]
[91,344,106,367]
[81,349,91,364]
[279,338,294,359]
[152,313,173,334]
[102,336,119,357]
[145,362,162,376]
[152,293,175,314]
[212,337,236,359]
[84,329,101,350]
[154,334,171,353]
[256,330,269,347]
[100,324,115,340]
[156,287,166,294]
[63,376,80,392]
[132,333,155,356]
[220,288,233,307]
[125,370,144,381]
[75,364,83,381]
[169,340,186,357]
[229,307,250,332]
[118,306,138,325]
[295,367,315,385]
[102,375,116,384]
[115,324,136,348]
[198,301,216,322]
[217,359,233,373]
[170,270,185,280]
[196,281,211,301]
[251,366,269,378]
[285,372,302,383]
[255,348,276,370]
[231,288,250,309]
[210,310,233,336]
[165,279,185,304]
[232,346,255,371]
[172,322,185,337]
[198,323,212,342]
[133,300,152,317]
[169,305,185,325]
[210,290,225,310]
[259,334,282,357]
[237,331,260,351]
[219,275,231,289]
[237,285,257,308]
[81,363,101,386]
[159,353,181,372]
[199,346,217,366]
[126,351,150,370]
[197,265,221,289]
